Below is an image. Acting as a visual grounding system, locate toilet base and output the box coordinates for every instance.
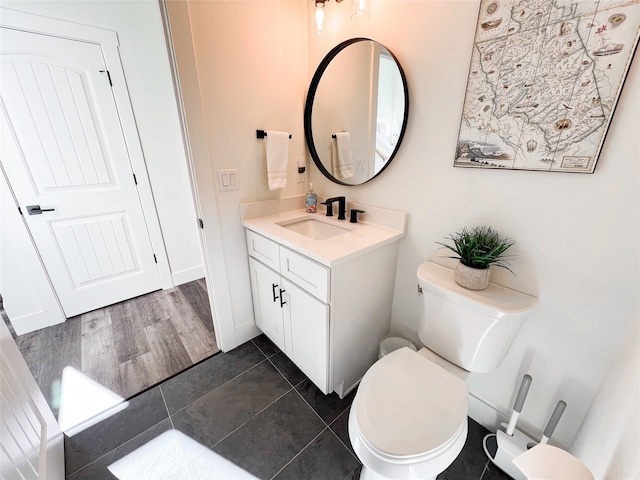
[360,465,436,480]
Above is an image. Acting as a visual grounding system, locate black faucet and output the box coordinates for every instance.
[323,196,346,220]
[349,209,366,223]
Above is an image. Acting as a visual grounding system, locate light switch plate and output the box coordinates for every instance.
[297,157,306,183]
[217,169,239,191]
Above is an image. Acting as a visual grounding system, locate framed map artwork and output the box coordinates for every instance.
[454,0,640,173]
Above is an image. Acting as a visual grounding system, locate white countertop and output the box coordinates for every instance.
[241,207,407,267]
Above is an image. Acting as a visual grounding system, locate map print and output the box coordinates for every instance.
[455,0,640,172]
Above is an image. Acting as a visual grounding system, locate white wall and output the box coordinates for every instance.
[1,0,203,286]
[569,310,639,478]
[165,0,638,465]
[175,0,638,455]
[180,0,309,335]
[307,0,640,451]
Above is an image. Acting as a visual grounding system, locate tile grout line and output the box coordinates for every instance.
[291,384,336,430]
[268,427,329,480]
[167,355,271,417]
[159,385,174,428]
[162,340,288,453]
[251,338,279,359]
[479,461,490,479]
[326,408,361,464]
[261,342,359,462]
[63,395,172,478]
[159,386,195,480]
[264,351,306,391]
[208,388,294,451]
[208,386,296,450]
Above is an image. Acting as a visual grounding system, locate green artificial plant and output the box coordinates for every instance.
[436,226,516,275]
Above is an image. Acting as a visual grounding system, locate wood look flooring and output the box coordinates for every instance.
[6,279,218,416]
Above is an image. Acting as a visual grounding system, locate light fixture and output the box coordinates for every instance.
[351,0,371,22]
[312,0,330,39]
[311,0,370,39]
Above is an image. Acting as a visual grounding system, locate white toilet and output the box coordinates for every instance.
[349,261,538,480]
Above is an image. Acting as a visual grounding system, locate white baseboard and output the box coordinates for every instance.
[171,265,205,287]
[468,393,509,433]
[234,321,262,348]
[468,393,540,442]
[10,311,65,336]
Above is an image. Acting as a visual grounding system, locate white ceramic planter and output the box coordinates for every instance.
[455,262,491,290]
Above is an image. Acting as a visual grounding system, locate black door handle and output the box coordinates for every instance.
[279,289,286,308]
[26,205,55,215]
[272,283,279,302]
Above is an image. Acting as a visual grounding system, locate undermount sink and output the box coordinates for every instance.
[277,216,352,240]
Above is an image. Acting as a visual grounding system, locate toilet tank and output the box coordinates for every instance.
[417,261,537,373]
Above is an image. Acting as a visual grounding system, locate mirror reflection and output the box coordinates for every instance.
[304,38,409,185]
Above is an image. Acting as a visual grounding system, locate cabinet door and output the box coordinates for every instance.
[249,258,286,351]
[282,278,329,393]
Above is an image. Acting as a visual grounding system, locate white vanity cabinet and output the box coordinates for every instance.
[247,231,329,392]
[245,226,400,398]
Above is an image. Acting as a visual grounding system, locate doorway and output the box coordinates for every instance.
[1,23,165,320]
[0,8,222,430]
[2,279,218,419]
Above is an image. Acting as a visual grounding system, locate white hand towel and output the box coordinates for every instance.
[265,131,289,190]
[333,132,353,179]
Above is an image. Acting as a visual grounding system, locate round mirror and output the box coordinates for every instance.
[304,38,409,185]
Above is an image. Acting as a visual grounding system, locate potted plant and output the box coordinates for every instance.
[436,226,515,290]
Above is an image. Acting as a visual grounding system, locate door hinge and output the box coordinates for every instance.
[133,173,138,185]
[198,218,204,229]
[99,69,113,87]
[153,254,157,263]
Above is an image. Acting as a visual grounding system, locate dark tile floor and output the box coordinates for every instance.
[64,335,512,480]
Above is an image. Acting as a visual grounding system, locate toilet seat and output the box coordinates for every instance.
[354,346,469,459]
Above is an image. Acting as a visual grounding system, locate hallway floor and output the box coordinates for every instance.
[65,335,512,480]
[8,279,218,418]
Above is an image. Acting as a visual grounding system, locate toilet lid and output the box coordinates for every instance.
[355,347,468,457]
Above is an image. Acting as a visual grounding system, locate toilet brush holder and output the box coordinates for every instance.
[483,399,568,479]
[482,374,535,479]
[483,424,537,480]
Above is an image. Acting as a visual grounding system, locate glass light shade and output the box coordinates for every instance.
[351,0,371,21]
[312,2,329,39]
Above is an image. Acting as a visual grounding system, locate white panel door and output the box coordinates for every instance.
[0,27,161,317]
[0,319,65,480]
[248,258,286,352]
[282,278,329,393]
[1,172,65,335]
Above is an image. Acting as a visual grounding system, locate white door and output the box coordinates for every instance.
[249,258,286,351]
[0,27,162,317]
[1,319,65,480]
[1,171,65,335]
[282,278,329,393]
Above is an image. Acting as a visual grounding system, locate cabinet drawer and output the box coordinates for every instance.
[246,230,279,271]
[280,247,329,302]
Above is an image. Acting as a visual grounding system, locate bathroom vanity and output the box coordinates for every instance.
[241,197,407,398]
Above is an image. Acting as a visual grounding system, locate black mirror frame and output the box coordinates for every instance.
[304,38,409,186]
